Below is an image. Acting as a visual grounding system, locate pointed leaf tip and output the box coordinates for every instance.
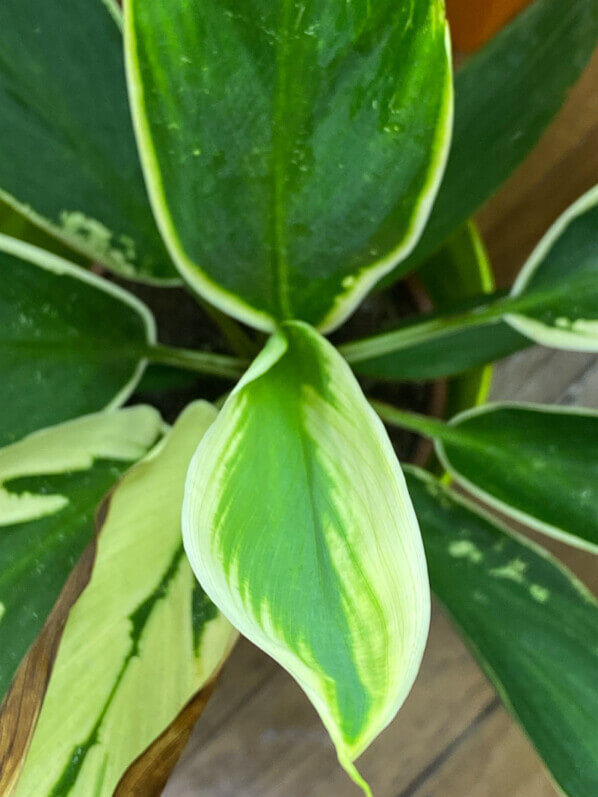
[183,321,430,782]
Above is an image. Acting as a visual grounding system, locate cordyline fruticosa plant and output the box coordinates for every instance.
[0,0,596,794]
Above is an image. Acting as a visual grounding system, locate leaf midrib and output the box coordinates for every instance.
[271,0,294,320]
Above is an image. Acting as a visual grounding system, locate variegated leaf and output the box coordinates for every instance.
[183,322,429,794]
[435,403,598,554]
[0,0,176,282]
[124,0,452,331]
[0,235,156,447]
[406,466,598,797]
[9,402,235,796]
[507,184,598,350]
[0,407,163,703]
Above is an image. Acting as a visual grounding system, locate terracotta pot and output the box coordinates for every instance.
[446,0,533,52]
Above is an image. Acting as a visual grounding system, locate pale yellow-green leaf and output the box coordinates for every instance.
[13,402,236,797]
[0,406,163,702]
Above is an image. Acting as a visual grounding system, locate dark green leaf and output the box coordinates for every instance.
[125,0,452,330]
[0,0,175,282]
[346,185,598,377]
[406,466,598,797]
[357,319,526,381]
[135,364,201,394]
[0,236,155,447]
[436,403,598,553]
[508,184,598,350]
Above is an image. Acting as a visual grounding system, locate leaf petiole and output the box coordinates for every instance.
[146,344,247,380]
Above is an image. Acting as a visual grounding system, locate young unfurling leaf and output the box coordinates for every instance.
[183,322,429,793]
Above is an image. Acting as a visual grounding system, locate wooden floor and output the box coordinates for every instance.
[165,51,598,797]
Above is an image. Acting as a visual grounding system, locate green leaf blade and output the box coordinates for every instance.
[406,467,598,797]
[0,0,175,282]
[11,402,235,797]
[183,322,429,788]
[125,0,452,331]
[507,184,598,350]
[437,403,598,554]
[0,406,163,703]
[0,236,156,447]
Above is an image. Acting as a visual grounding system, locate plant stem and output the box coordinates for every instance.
[340,293,515,363]
[146,343,248,380]
[371,400,465,444]
[342,269,598,364]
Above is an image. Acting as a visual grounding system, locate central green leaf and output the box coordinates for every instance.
[183,322,429,793]
[125,0,452,331]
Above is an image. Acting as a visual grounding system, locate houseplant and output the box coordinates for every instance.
[0,0,597,795]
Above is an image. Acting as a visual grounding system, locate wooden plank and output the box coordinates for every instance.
[490,348,596,404]
[176,640,275,750]
[408,708,557,797]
